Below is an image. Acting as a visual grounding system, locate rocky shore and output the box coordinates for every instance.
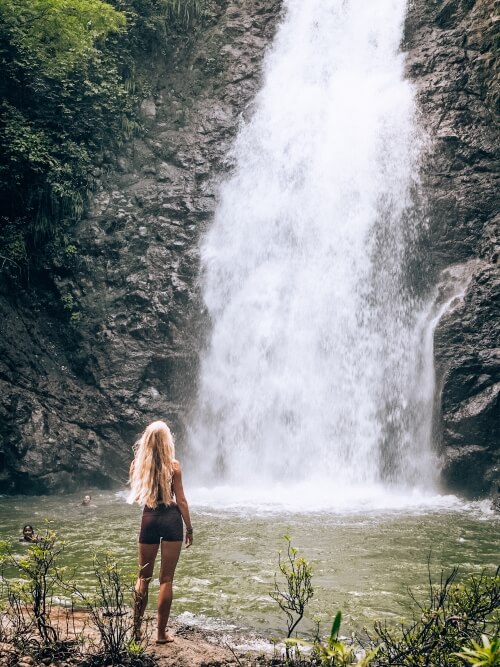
[0,616,271,667]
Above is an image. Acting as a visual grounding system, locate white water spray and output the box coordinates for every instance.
[188,0,439,503]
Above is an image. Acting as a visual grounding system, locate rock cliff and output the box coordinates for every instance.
[405,0,499,497]
[0,0,282,492]
[0,0,497,496]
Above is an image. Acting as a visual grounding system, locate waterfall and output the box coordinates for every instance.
[188,0,437,503]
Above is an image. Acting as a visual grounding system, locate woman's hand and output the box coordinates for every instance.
[185,531,193,548]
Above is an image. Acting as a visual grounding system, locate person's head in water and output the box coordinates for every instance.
[22,525,35,542]
[129,420,175,508]
[81,494,92,506]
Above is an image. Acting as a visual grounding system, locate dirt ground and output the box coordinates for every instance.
[147,621,246,666]
[0,610,270,667]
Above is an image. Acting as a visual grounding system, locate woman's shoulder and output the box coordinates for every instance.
[172,459,181,472]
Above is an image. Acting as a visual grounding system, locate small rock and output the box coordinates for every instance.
[18,657,35,666]
[117,156,128,172]
[140,98,157,119]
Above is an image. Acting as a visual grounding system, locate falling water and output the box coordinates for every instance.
[188,0,438,503]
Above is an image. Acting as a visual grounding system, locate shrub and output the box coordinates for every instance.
[270,534,314,639]
[0,529,81,662]
[269,542,500,667]
[369,567,500,666]
[69,551,156,667]
[287,612,378,667]
[0,536,158,666]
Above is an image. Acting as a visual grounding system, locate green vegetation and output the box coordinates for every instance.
[0,530,63,649]
[371,567,500,667]
[0,530,157,665]
[69,552,152,666]
[287,611,377,667]
[0,0,205,272]
[269,538,500,666]
[1,533,498,666]
[455,635,500,667]
[62,292,82,324]
[270,534,314,638]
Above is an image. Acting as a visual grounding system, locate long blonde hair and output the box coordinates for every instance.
[128,421,175,508]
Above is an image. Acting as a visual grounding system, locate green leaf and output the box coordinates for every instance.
[330,610,342,642]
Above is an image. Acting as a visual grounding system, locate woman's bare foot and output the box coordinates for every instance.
[156,632,174,644]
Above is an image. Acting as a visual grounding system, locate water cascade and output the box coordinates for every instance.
[188,0,438,504]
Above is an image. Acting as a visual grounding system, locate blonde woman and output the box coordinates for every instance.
[128,420,193,644]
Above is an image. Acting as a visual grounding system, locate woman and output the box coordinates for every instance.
[19,524,38,543]
[128,420,193,644]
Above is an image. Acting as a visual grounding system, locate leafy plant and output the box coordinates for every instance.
[370,566,500,667]
[0,559,33,647]
[312,612,356,667]
[0,0,126,75]
[164,0,205,27]
[271,566,500,666]
[0,529,82,665]
[62,294,75,310]
[68,551,155,666]
[4,530,62,645]
[0,0,128,260]
[288,612,378,667]
[270,534,314,638]
[455,635,500,666]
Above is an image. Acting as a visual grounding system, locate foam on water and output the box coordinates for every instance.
[187,482,486,516]
[176,612,278,652]
[115,486,494,518]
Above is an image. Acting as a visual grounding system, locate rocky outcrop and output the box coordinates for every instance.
[0,0,497,497]
[0,0,282,493]
[405,0,499,496]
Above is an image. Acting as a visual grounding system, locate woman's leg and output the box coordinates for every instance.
[134,543,159,640]
[157,540,183,641]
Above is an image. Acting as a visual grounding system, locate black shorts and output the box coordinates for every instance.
[139,504,183,544]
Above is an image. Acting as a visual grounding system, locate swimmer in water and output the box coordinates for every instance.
[81,494,92,506]
[20,524,38,543]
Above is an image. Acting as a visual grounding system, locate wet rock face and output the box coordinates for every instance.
[0,0,282,493]
[433,262,500,496]
[405,0,499,497]
[0,0,497,498]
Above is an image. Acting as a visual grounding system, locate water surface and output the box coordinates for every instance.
[0,491,498,642]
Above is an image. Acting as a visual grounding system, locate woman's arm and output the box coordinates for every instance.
[172,461,193,547]
[127,460,139,504]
